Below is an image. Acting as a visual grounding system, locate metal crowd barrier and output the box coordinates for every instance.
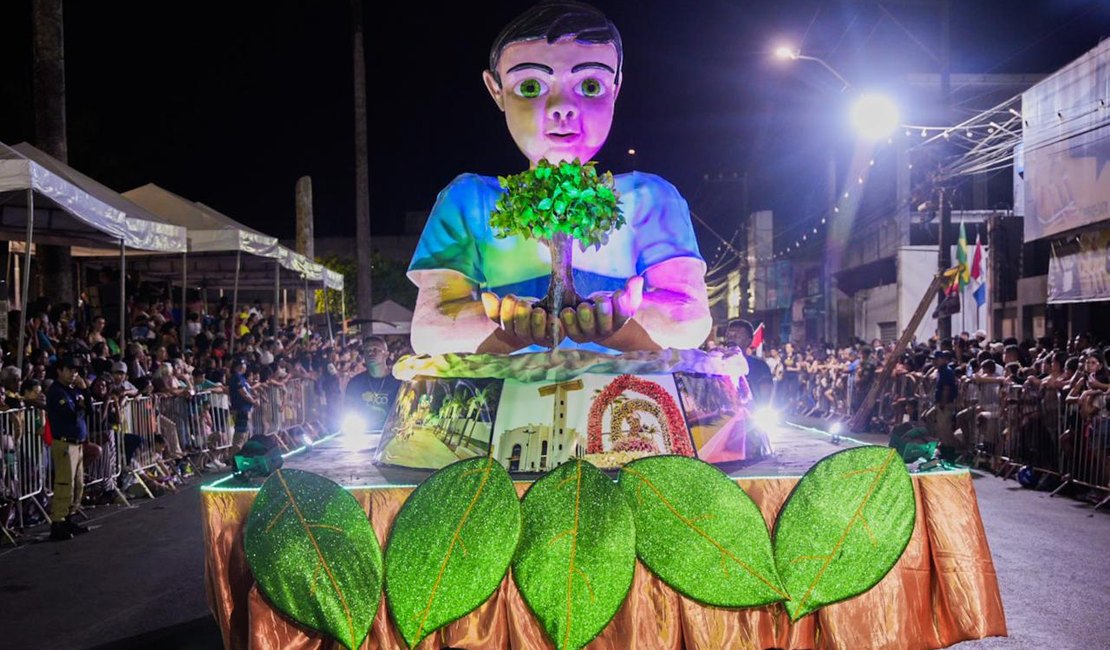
[769,360,1108,509]
[2,378,325,537]
[85,400,128,506]
[2,407,51,531]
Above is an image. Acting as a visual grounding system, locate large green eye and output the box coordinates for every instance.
[579,78,605,97]
[515,78,545,98]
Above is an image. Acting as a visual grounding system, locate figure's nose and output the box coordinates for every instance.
[547,89,577,123]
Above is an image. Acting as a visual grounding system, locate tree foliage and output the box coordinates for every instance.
[316,252,417,317]
[491,159,624,251]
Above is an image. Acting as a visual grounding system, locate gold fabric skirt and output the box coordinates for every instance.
[201,471,1005,649]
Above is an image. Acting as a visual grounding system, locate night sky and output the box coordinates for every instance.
[1,0,1107,249]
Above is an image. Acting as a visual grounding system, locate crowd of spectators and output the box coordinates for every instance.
[1,289,412,542]
[713,322,1110,481]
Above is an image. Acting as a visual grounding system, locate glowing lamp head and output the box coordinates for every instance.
[775,46,798,61]
[829,422,844,436]
[340,411,369,437]
[850,93,900,140]
[752,406,781,432]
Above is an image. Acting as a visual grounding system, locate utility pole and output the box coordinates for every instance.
[32,0,74,306]
[937,0,953,340]
[352,0,373,320]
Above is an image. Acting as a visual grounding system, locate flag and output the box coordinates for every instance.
[971,234,987,307]
[956,222,969,290]
[943,264,961,296]
[750,322,764,353]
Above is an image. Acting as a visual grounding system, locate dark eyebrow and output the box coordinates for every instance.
[505,62,554,75]
[571,62,616,74]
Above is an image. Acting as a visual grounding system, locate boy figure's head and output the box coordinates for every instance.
[483,1,622,167]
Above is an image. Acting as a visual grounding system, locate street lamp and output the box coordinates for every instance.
[773,45,852,92]
[850,93,901,141]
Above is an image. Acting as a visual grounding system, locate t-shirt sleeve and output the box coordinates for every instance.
[628,173,703,275]
[408,174,487,284]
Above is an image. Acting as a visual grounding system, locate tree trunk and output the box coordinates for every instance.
[543,232,579,316]
[352,0,373,319]
[295,176,315,318]
[32,0,73,306]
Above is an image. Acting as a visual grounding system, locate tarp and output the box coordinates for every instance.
[371,299,413,334]
[124,184,281,258]
[0,142,186,252]
[122,184,344,291]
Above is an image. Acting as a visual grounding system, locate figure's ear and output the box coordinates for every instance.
[483,70,505,112]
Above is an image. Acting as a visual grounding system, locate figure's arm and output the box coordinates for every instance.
[410,269,532,355]
[598,256,711,352]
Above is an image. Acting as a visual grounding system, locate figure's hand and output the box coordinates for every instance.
[558,276,644,344]
[480,293,560,348]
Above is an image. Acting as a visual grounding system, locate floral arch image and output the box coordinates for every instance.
[586,374,694,459]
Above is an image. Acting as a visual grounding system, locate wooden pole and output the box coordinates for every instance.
[848,272,948,432]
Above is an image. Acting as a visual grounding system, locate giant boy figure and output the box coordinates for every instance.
[409,1,711,355]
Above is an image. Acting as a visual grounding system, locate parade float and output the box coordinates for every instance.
[200,3,1005,648]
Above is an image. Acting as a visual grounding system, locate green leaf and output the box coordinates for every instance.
[618,456,786,608]
[514,460,636,650]
[537,197,553,211]
[773,447,915,620]
[554,200,567,216]
[385,456,521,648]
[245,469,382,650]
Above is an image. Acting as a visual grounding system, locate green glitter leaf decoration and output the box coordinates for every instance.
[618,456,787,607]
[514,459,636,650]
[384,456,521,648]
[773,446,915,621]
[244,469,382,650]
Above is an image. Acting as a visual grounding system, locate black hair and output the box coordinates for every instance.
[489,1,622,85]
[726,319,754,337]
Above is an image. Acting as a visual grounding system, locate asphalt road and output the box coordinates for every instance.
[1,428,1108,650]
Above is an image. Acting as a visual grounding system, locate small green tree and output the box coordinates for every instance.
[490,159,624,317]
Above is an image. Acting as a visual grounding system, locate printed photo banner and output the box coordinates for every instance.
[374,371,765,472]
[1047,228,1110,303]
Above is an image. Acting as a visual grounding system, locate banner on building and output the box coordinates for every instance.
[1022,40,1110,242]
[1047,229,1110,303]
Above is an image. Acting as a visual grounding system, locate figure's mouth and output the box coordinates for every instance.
[546,131,581,142]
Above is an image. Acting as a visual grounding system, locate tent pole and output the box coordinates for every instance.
[303,276,309,325]
[16,189,35,372]
[273,259,280,336]
[119,238,126,351]
[180,252,188,348]
[326,289,334,341]
[230,249,241,353]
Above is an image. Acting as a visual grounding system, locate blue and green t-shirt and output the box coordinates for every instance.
[408,171,703,353]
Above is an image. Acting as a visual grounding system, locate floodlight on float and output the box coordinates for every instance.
[340,411,369,437]
[752,406,782,432]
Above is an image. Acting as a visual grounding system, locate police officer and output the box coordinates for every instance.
[46,356,91,541]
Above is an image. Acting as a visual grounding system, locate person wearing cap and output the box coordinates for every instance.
[228,357,257,456]
[45,357,91,541]
[109,361,139,398]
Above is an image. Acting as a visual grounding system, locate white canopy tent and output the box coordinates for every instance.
[122,184,345,342]
[370,300,413,335]
[0,142,186,368]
